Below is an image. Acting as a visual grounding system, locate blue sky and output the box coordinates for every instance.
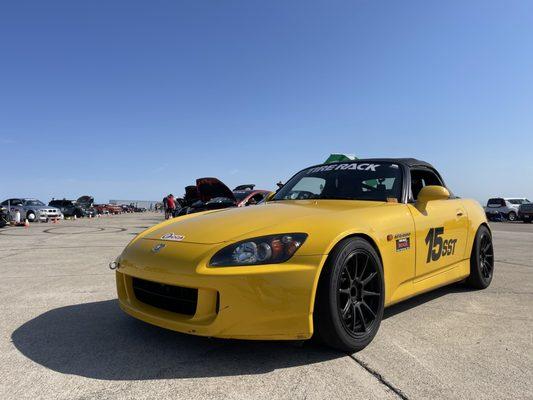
[1,1,532,203]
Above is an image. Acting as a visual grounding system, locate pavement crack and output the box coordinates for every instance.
[495,259,532,268]
[349,355,409,399]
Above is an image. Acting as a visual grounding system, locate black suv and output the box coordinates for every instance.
[518,203,533,223]
[49,199,85,218]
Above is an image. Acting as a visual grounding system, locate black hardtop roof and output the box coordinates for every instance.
[315,158,436,169]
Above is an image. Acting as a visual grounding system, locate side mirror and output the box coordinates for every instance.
[417,185,450,205]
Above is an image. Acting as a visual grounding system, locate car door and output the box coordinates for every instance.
[8,199,23,213]
[407,168,469,280]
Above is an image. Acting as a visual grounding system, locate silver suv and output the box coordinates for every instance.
[0,198,62,222]
[485,197,530,221]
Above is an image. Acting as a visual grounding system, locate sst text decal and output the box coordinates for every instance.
[425,227,457,263]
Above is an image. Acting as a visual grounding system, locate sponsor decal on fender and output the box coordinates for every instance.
[394,232,411,252]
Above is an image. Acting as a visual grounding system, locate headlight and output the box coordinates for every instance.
[209,233,308,266]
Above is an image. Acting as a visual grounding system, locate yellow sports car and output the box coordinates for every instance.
[114,158,493,352]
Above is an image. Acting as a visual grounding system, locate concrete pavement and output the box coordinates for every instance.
[1,213,531,399]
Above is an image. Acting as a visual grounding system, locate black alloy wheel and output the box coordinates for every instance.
[337,251,381,336]
[314,237,384,353]
[467,225,494,289]
[479,233,494,280]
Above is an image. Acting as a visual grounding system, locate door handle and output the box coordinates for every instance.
[456,210,464,217]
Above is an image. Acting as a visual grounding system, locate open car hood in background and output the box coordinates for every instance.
[234,184,255,191]
[196,177,236,203]
[184,185,200,204]
[76,196,94,207]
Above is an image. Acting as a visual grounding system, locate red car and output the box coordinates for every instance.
[177,179,270,215]
[94,204,122,215]
[233,188,271,207]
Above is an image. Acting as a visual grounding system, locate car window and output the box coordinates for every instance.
[410,169,444,200]
[508,199,527,205]
[24,200,45,206]
[487,198,505,207]
[291,177,326,196]
[246,193,265,205]
[274,162,403,202]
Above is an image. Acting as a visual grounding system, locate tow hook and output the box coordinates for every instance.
[109,261,120,270]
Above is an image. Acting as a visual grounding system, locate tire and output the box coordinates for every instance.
[314,237,384,353]
[466,225,494,289]
[507,211,517,222]
[27,211,36,222]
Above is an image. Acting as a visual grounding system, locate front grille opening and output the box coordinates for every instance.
[132,277,198,316]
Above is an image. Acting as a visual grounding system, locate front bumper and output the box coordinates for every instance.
[116,238,324,340]
[38,211,62,221]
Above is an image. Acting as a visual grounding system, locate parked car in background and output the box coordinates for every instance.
[177,178,237,216]
[233,189,271,207]
[0,205,8,227]
[94,204,122,215]
[94,204,109,215]
[49,199,86,218]
[484,198,530,221]
[76,195,98,217]
[120,204,133,213]
[106,204,123,214]
[177,179,269,216]
[518,202,533,223]
[0,198,62,222]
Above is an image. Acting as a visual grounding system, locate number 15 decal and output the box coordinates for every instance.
[425,227,457,263]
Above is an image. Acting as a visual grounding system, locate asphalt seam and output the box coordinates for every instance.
[495,259,532,268]
[1,272,113,279]
[349,354,409,399]
[0,245,125,251]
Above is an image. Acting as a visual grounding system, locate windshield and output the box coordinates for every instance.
[233,191,252,201]
[274,162,403,202]
[24,199,45,206]
[508,199,529,205]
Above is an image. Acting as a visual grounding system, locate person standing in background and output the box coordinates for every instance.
[166,194,176,219]
[163,195,169,219]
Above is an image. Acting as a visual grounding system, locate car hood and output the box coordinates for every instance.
[196,177,236,203]
[77,195,94,207]
[143,200,383,244]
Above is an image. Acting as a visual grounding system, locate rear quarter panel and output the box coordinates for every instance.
[462,198,489,259]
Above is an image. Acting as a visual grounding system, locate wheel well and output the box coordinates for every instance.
[313,233,384,306]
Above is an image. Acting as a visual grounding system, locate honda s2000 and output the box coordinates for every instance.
[113,158,493,352]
